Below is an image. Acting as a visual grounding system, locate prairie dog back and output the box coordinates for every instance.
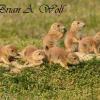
[78,31,100,54]
[45,46,79,69]
[20,45,37,58]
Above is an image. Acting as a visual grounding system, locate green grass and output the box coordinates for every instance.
[0,60,100,100]
[0,0,100,100]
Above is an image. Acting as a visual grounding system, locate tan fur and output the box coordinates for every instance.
[20,45,45,66]
[64,20,85,52]
[78,32,100,54]
[45,46,79,69]
[19,45,37,60]
[79,36,97,54]
[43,22,66,49]
[0,44,18,64]
[75,52,100,61]
[94,32,100,53]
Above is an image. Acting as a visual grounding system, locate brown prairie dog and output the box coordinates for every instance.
[19,45,46,66]
[0,44,18,64]
[64,21,85,52]
[43,22,66,50]
[45,46,79,69]
[78,36,97,54]
[94,32,100,53]
[78,32,100,54]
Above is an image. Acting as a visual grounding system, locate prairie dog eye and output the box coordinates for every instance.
[77,22,80,24]
[73,57,77,60]
[11,49,14,52]
[57,24,60,27]
[38,52,41,55]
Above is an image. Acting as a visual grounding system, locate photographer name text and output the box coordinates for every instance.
[0,4,66,15]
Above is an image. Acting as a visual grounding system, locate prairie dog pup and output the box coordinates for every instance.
[78,32,100,54]
[43,22,66,49]
[78,36,98,54]
[64,20,85,52]
[20,45,45,66]
[45,47,79,69]
[94,32,100,53]
[0,44,18,64]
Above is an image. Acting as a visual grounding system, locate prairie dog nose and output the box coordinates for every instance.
[83,23,86,27]
[61,26,67,33]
